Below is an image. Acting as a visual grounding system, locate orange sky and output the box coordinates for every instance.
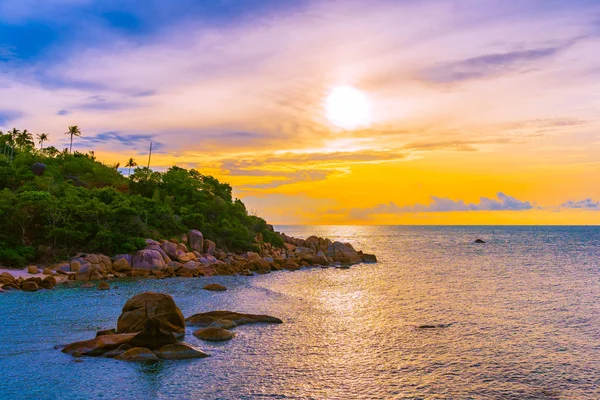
[1,0,600,224]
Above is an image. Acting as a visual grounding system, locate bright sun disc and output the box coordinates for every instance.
[325,86,371,130]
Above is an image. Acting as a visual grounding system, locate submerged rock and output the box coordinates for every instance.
[203,283,227,291]
[115,347,159,362]
[186,311,282,328]
[416,323,453,329]
[117,292,185,334]
[153,343,209,360]
[97,281,110,290]
[474,239,486,244]
[208,319,237,329]
[193,327,234,342]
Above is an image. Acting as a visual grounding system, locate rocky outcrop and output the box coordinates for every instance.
[116,292,185,334]
[62,333,137,356]
[186,311,282,328]
[193,327,234,342]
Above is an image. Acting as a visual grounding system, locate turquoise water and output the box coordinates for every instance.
[1,226,599,399]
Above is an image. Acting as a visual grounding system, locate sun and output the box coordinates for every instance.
[325,85,371,130]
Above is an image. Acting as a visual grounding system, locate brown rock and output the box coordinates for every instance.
[101,343,132,358]
[203,283,227,291]
[96,329,116,337]
[70,260,81,272]
[0,272,15,282]
[186,311,282,328]
[193,327,234,342]
[361,253,377,263]
[208,319,237,329]
[283,259,300,271]
[115,347,159,362]
[40,276,57,289]
[27,265,39,274]
[129,317,177,350]
[42,268,53,275]
[117,292,185,334]
[82,282,94,288]
[154,343,209,360]
[204,239,216,255]
[98,281,110,290]
[62,333,137,356]
[21,281,39,292]
[113,258,132,272]
[131,249,167,270]
[188,230,204,252]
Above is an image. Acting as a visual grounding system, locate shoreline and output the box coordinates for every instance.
[0,230,377,293]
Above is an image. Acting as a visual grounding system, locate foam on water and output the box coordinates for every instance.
[0,226,599,399]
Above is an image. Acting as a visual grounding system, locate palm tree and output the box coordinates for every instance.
[37,133,49,149]
[15,129,34,149]
[6,128,19,146]
[65,125,81,153]
[126,157,137,175]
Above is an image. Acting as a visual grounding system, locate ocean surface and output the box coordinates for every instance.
[0,226,599,399]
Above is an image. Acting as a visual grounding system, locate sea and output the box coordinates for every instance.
[0,226,599,399]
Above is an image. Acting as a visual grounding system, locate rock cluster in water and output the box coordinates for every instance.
[1,229,377,293]
[60,292,282,362]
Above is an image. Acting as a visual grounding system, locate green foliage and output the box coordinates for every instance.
[0,131,281,266]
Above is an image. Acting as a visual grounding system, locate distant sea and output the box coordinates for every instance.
[0,226,599,399]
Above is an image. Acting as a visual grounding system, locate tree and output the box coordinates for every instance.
[37,133,49,149]
[6,128,19,146]
[15,129,34,150]
[126,157,137,175]
[65,125,81,153]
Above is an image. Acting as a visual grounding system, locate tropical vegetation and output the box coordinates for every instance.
[0,128,282,266]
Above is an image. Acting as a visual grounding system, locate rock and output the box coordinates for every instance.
[160,241,185,261]
[145,245,172,264]
[2,283,20,291]
[27,265,39,274]
[474,239,486,244]
[204,240,216,255]
[70,260,82,272]
[117,292,185,334]
[179,252,197,263]
[96,329,116,337]
[21,281,39,292]
[329,242,362,264]
[31,162,46,176]
[154,343,209,360]
[75,264,103,281]
[188,230,204,253]
[115,347,159,362]
[40,276,57,289]
[186,311,282,328]
[82,282,94,288]
[131,249,167,270]
[208,319,237,330]
[113,258,132,272]
[97,282,110,290]
[101,343,132,358]
[193,327,235,342]
[42,267,53,275]
[283,259,300,271]
[0,272,15,282]
[62,333,137,356]
[417,323,453,329]
[129,317,177,350]
[361,253,377,263]
[203,283,227,291]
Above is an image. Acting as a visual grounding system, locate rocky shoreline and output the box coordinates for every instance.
[0,229,377,293]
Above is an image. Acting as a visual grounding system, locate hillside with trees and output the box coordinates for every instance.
[0,129,282,266]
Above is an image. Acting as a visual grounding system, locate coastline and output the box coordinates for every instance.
[0,229,377,293]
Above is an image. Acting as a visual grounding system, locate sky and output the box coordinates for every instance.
[1,0,600,224]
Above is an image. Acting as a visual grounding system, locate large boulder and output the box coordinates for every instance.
[329,242,362,264]
[160,241,185,261]
[153,343,209,360]
[117,292,185,334]
[27,265,39,274]
[204,240,216,255]
[146,245,172,264]
[131,249,167,270]
[21,281,39,292]
[188,230,204,253]
[113,258,132,272]
[75,264,103,281]
[115,347,159,362]
[193,327,234,342]
[186,311,282,328]
[62,333,137,356]
[128,317,177,350]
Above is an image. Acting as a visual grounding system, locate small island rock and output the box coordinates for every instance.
[474,239,486,244]
[186,311,282,327]
[154,343,209,360]
[117,292,185,334]
[203,283,227,291]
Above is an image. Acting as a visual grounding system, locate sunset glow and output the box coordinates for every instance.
[325,86,371,130]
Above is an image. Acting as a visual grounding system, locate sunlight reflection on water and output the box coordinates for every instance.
[0,226,599,399]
